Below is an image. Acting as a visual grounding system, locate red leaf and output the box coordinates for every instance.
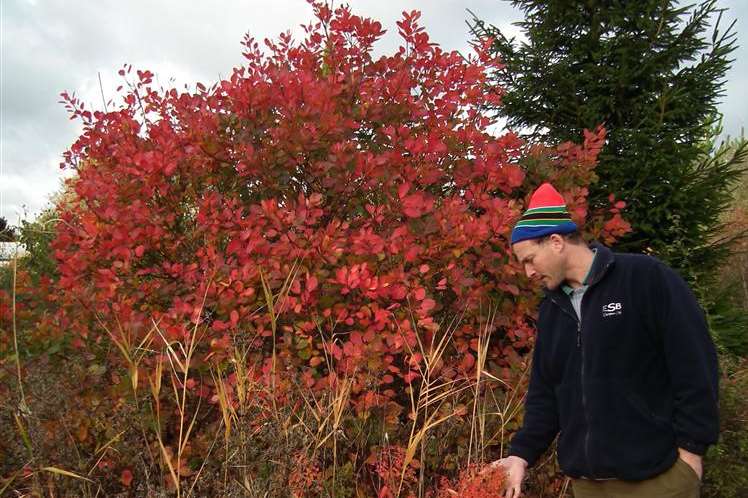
[390,285,407,300]
[420,298,436,313]
[398,182,411,199]
[120,469,133,487]
[401,192,433,218]
[307,275,318,292]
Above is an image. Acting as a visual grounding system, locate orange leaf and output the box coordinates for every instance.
[121,469,133,487]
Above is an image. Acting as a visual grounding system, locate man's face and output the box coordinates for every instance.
[512,236,566,290]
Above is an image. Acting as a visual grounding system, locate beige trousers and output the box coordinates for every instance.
[572,459,701,498]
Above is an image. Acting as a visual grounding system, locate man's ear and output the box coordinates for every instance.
[549,233,565,252]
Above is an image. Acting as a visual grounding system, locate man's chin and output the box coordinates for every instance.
[542,280,560,291]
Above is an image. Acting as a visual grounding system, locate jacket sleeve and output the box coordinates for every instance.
[652,261,719,455]
[509,307,559,466]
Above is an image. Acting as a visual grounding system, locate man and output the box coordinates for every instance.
[494,183,718,498]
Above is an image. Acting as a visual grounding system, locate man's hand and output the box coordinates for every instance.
[489,455,528,498]
[678,447,703,480]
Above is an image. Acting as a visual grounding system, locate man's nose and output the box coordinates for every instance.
[525,265,536,279]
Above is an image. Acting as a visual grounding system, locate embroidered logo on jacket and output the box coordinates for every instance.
[602,302,623,318]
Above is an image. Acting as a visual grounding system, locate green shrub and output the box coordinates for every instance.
[702,356,748,497]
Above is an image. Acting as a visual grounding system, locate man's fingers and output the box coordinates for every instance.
[502,481,521,498]
[503,484,521,498]
[513,484,522,498]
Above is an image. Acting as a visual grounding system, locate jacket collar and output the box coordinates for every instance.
[545,242,615,301]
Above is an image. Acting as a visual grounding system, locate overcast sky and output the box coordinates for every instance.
[2,0,746,221]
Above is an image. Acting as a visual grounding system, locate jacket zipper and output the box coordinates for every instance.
[549,295,591,475]
[548,261,612,479]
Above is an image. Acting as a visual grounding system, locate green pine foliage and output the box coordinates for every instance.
[0,217,16,243]
[471,0,748,293]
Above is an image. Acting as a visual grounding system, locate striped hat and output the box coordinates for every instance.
[511,183,578,244]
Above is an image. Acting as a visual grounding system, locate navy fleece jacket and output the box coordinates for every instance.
[508,244,719,481]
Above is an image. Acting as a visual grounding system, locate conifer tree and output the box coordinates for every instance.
[0,217,15,243]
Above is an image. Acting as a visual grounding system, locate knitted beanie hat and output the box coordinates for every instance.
[511,183,578,244]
